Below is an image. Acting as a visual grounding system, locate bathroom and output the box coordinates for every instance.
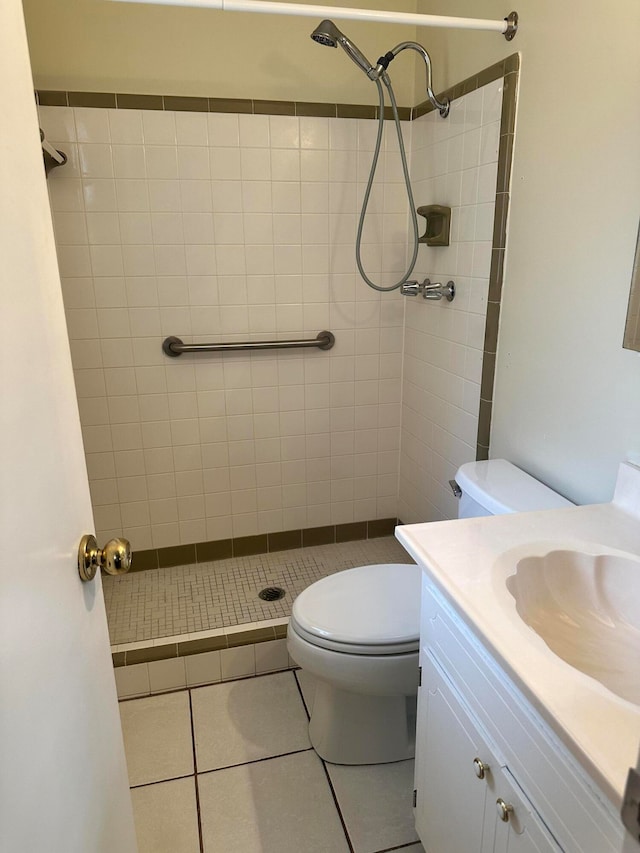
[2,0,640,850]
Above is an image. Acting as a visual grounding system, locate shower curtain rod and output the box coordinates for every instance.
[109,0,518,39]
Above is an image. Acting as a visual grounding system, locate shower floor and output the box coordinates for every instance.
[103,536,412,646]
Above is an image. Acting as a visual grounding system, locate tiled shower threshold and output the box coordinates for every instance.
[106,536,414,673]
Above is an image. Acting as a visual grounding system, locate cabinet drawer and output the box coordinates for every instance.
[420,577,622,853]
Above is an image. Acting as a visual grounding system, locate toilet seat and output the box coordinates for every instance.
[291,563,421,656]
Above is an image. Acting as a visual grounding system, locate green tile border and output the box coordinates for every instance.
[129,517,399,574]
[411,53,519,119]
[301,525,335,547]
[478,61,518,459]
[112,623,285,666]
[67,91,116,108]
[335,521,367,543]
[35,90,401,120]
[36,58,518,125]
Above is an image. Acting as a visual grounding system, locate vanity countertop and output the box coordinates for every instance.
[396,471,640,810]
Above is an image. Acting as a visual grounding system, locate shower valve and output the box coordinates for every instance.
[400,281,422,296]
[400,278,455,302]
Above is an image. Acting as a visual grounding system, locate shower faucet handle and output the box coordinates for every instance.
[400,279,456,302]
[400,280,422,296]
[423,279,455,302]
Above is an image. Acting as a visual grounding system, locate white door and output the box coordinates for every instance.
[0,3,137,852]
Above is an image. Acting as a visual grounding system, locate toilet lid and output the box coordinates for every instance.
[291,563,422,652]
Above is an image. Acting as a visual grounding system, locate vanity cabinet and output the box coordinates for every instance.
[416,652,560,852]
[414,578,624,853]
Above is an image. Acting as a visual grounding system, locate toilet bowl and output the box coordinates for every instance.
[288,562,422,765]
[288,460,573,766]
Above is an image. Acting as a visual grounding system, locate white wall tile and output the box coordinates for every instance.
[142,111,176,145]
[115,663,150,698]
[400,79,501,523]
[220,645,256,680]
[208,113,239,147]
[48,104,426,550]
[175,112,209,146]
[185,651,222,686]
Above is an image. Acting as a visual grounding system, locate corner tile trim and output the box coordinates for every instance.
[412,53,520,119]
[128,517,398,573]
[476,60,519,459]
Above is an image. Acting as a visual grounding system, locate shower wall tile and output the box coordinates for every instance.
[398,79,503,525]
[42,105,407,550]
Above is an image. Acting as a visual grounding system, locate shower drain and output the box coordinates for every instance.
[258,586,286,602]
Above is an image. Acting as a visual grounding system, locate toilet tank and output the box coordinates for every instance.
[455,459,573,519]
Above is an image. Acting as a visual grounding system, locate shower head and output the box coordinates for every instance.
[310,19,340,48]
[310,19,377,80]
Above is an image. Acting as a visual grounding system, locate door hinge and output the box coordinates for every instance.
[413,789,417,808]
[418,666,422,687]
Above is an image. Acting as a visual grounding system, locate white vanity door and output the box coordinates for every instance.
[415,652,495,853]
[415,651,562,853]
[490,765,561,853]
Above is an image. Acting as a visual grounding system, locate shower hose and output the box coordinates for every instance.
[356,75,419,293]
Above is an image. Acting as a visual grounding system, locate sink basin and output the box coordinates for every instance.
[506,549,640,705]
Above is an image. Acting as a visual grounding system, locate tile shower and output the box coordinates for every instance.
[42,105,408,552]
[39,69,511,680]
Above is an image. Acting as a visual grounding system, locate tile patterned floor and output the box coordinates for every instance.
[104,536,412,644]
[121,670,425,853]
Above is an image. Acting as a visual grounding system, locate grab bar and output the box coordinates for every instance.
[162,331,335,357]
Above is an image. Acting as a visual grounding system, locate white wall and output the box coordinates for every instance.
[24,0,418,106]
[415,0,640,504]
[398,79,502,523]
[40,104,408,549]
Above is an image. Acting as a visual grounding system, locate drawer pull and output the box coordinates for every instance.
[473,757,489,779]
[496,798,514,822]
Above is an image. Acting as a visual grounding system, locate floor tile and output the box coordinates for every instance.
[327,759,419,853]
[294,668,316,716]
[105,536,412,644]
[400,844,425,851]
[120,691,194,786]
[192,671,311,772]
[198,750,350,853]
[131,777,200,853]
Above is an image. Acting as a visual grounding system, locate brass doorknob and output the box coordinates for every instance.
[78,534,132,582]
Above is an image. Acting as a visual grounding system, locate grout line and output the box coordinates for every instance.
[197,746,314,776]
[129,771,195,791]
[188,690,205,853]
[320,759,356,853]
[293,669,311,721]
[118,684,192,703]
[373,843,423,852]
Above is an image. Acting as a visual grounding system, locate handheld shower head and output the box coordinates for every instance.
[310,19,340,48]
[310,20,376,79]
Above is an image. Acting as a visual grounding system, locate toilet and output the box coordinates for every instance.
[287,459,573,765]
